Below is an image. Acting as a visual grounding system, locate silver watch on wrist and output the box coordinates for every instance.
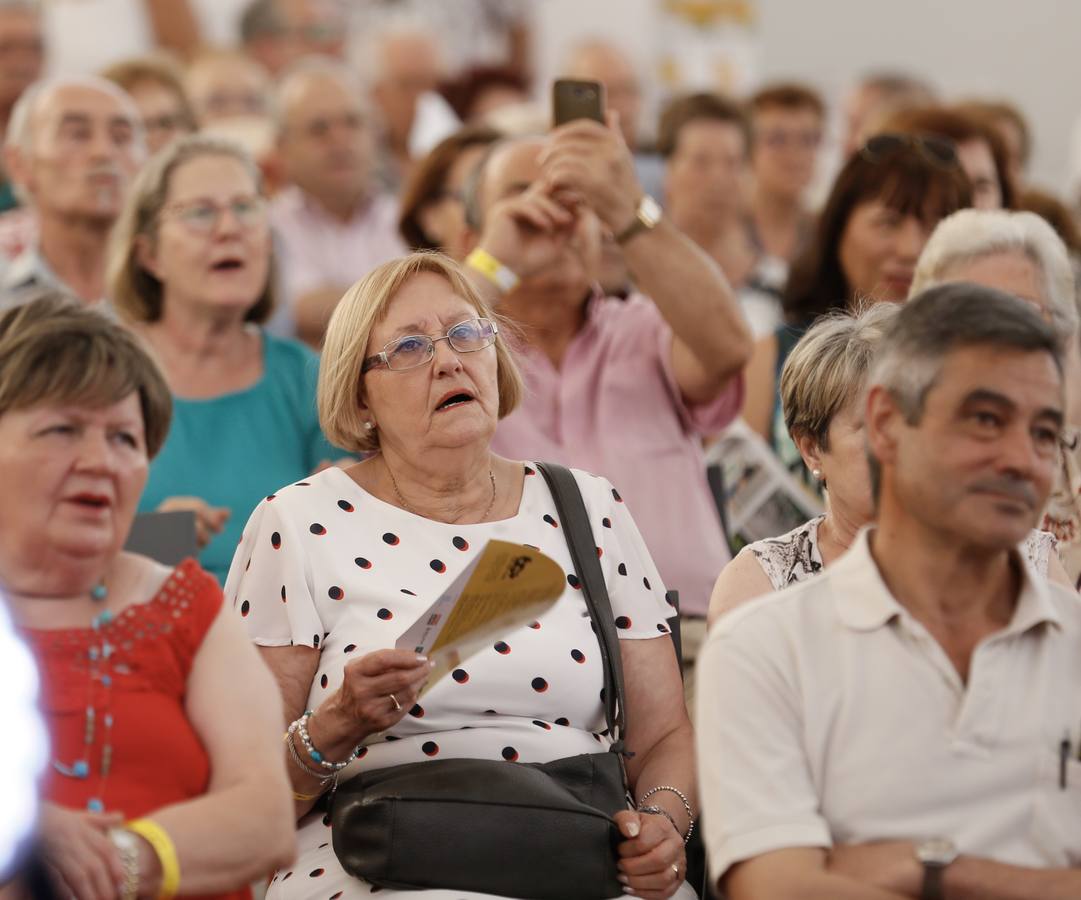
[614,194,662,245]
[916,837,957,900]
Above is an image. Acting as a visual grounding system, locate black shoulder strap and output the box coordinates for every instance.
[535,462,627,751]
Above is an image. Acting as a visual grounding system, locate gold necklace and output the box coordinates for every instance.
[387,465,497,522]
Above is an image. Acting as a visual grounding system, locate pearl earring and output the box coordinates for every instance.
[812,469,822,480]
[365,421,374,431]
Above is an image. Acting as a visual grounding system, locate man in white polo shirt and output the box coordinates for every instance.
[698,282,1081,900]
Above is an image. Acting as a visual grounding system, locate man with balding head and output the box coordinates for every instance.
[271,58,404,344]
[1,76,144,306]
[462,120,752,693]
[563,39,642,150]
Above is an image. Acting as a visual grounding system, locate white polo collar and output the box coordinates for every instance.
[830,527,1062,636]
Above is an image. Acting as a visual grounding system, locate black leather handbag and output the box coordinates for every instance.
[329,462,631,900]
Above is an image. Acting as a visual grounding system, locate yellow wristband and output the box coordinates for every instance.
[126,818,181,899]
[465,247,520,292]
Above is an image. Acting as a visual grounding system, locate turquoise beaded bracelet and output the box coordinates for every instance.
[288,710,361,771]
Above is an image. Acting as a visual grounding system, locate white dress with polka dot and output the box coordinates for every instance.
[226,463,695,900]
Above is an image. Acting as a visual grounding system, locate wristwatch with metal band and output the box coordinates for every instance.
[614,194,662,245]
[916,837,958,900]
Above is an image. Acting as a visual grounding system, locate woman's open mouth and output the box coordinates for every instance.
[210,257,245,273]
[64,492,112,512]
[434,391,475,412]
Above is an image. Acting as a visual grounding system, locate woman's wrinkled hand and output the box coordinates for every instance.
[329,649,433,741]
[613,809,686,900]
[156,496,230,548]
[38,802,126,900]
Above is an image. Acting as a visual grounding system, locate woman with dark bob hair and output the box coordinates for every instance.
[743,134,972,468]
[397,124,502,259]
[0,294,294,899]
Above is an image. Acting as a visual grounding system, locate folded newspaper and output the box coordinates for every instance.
[705,418,824,552]
[396,539,566,695]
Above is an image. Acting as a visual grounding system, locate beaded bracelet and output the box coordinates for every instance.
[283,729,335,782]
[289,710,361,771]
[638,785,696,845]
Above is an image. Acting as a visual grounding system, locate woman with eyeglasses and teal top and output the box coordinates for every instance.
[742,132,973,476]
[107,134,340,584]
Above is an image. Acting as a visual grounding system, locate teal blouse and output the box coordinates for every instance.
[139,331,339,583]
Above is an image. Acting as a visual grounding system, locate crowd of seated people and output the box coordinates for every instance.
[1,2,1081,899]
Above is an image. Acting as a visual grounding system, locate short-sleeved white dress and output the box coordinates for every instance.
[225,463,696,900]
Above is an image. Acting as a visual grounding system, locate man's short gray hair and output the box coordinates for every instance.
[869,282,1063,427]
[273,55,366,134]
[6,74,142,155]
[911,208,1079,341]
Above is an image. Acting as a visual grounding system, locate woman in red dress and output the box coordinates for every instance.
[0,295,295,900]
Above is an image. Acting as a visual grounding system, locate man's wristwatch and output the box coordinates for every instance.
[614,194,662,245]
[915,837,958,900]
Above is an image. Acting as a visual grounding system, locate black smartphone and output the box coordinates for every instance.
[552,79,606,126]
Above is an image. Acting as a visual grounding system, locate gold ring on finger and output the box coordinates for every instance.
[389,693,401,711]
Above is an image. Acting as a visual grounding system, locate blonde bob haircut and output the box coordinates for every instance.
[318,252,525,455]
[780,302,899,449]
[107,133,275,325]
[0,292,173,458]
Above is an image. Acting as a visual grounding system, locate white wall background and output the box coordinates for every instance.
[534,0,1081,195]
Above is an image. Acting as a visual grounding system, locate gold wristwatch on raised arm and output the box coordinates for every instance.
[614,194,662,245]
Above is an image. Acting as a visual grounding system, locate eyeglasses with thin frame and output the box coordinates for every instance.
[160,195,268,234]
[362,317,499,374]
[860,133,960,169]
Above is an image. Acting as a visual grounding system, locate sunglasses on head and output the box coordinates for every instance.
[859,133,960,169]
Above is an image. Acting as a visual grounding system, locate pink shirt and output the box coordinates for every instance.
[269,186,405,336]
[492,293,742,617]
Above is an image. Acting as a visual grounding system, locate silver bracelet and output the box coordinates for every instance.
[283,728,336,782]
[638,785,696,844]
[108,828,141,900]
[290,710,360,771]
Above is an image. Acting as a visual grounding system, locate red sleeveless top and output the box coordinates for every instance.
[23,558,252,900]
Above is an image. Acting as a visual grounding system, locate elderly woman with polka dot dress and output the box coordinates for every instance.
[226,254,698,900]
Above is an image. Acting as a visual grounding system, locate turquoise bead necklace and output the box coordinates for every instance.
[51,580,115,813]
